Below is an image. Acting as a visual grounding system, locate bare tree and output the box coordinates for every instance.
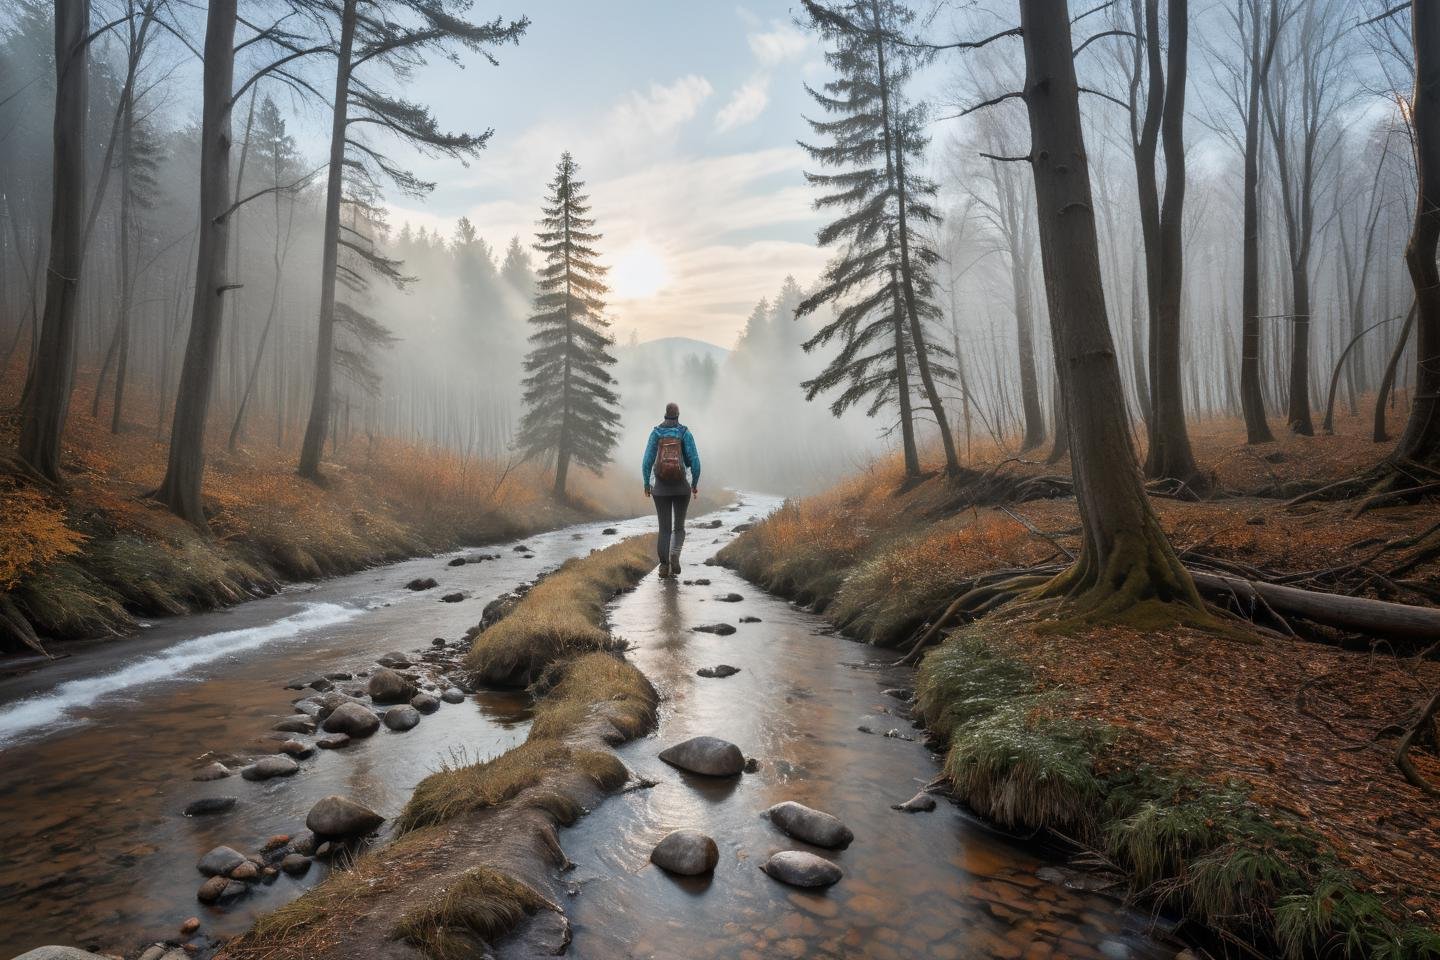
[17,0,91,483]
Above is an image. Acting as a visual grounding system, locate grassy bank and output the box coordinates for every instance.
[0,370,648,657]
[716,420,1440,958]
[221,536,658,960]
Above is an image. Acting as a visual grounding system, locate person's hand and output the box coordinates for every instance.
[643,486,651,498]
[691,486,699,500]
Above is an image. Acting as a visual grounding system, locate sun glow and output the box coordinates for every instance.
[610,245,671,300]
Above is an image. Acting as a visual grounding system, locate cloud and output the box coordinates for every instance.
[609,74,715,139]
[747,21,810,65]
[715,76,770,132]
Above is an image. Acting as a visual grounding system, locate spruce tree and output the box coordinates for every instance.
[797,0,961,479]
[517,153,621,497]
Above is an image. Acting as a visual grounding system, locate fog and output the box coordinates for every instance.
[0,0,1420,505]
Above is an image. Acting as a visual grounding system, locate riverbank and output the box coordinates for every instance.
[0,394,637,659]
[215,535,659,959]
[716,437,1440,958]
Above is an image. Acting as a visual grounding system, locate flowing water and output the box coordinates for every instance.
[0,498,1179,960]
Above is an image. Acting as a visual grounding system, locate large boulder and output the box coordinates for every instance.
[197,846,248,877]
[766,801,853,849]
[242,755,300,781]
[658,736,745,776]
[383,705,421,731]
[306,795,385,838]
[322,702,380,738]
[650,829,719,876]
[760,850,843,888]
[367,667,416,704]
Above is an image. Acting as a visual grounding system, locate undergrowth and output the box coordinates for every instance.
[916,626,1440,960]
[392,866,551,960]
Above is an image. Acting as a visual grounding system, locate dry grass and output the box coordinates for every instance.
[463,536,655,686]
[0,355,633,652]
[529,651,658,742]
[392,866,552,960]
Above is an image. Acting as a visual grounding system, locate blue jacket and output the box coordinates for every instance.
[642,419,700,490]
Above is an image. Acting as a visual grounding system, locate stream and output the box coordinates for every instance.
[0,498,1178,960]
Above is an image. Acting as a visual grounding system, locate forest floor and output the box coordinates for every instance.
[720,406,1440,956]
[0,360,641,659]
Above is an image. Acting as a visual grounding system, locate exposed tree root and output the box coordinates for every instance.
[1395,689,1440,798]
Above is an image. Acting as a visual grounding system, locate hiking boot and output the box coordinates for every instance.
[658,561,671,579]
[669,553,682,576]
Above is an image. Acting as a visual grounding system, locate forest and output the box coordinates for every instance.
[0,0,1438,959]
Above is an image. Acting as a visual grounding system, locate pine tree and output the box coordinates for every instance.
[797,0,962,479]
[517,153,621,497]
[501,235,535,297]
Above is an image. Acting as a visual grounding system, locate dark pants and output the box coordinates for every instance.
[653,494,690,562]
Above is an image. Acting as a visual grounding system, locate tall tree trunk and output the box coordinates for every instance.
[1143,0,1201,486]
[1240,0,1275,443]
[1019,0,1201,615]
[153,0,237,527]
[1129,247,1152,423]
[870,5,960,477]
[1009,223,1045,451]
[110,66,137,435]
[890,264,920,477]
[18,0,90,483]
[1391,4,1440,470]
[1374,303,1415,443]
[298,0,358,480]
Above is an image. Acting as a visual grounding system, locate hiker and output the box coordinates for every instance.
[642,401,701,579]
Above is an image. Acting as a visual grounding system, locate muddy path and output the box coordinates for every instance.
[0,512,660,959]
[550,497,1181,960]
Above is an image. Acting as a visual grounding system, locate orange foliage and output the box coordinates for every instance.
[0,480,87,589]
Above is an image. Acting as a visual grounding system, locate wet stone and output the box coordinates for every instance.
[697,664,741,678]
[280,853,312,875]
[766,801,854,849]
[383,705,421,731]
[321,702,380,737]
[410,693,441,713]
[307,795,385,838]
[367,667,415,704]
[316,733,351,750]
[658,735,745,776]
[377,652,411,668]
[891,792,936,813]
[272,716,316,734]
[603,527,618,535]
[260,834,291,853]
[197,846,247,877]
[447,556,468,566]
[192,762,232,782]
[441,688,466,704]
[440,592,465,603]
[230,861,259,882]
[739,616,762,623]
[761,851,843,888]
[196,875,247,905]
[276,740,315,759]
[183,797,237,817]
[242,755,299,781]
[650,829,720,876]
[324,671,353,681]
[692,623,736,636]
[404,577,437,591]
[714,593,744,602]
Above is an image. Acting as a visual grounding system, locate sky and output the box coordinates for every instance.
[381,3,842,348]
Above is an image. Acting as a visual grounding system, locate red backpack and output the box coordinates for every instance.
[655,431,687,484]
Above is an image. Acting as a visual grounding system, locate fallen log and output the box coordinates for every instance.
[1191,571,1440,644]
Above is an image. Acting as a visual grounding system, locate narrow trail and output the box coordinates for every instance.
[553,498,1178,960]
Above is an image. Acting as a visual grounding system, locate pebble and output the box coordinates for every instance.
[196,876,247,904]
[230,861,259,882]
[280,853,312,875]
[260,834,291,853]
[180,917,200,935]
